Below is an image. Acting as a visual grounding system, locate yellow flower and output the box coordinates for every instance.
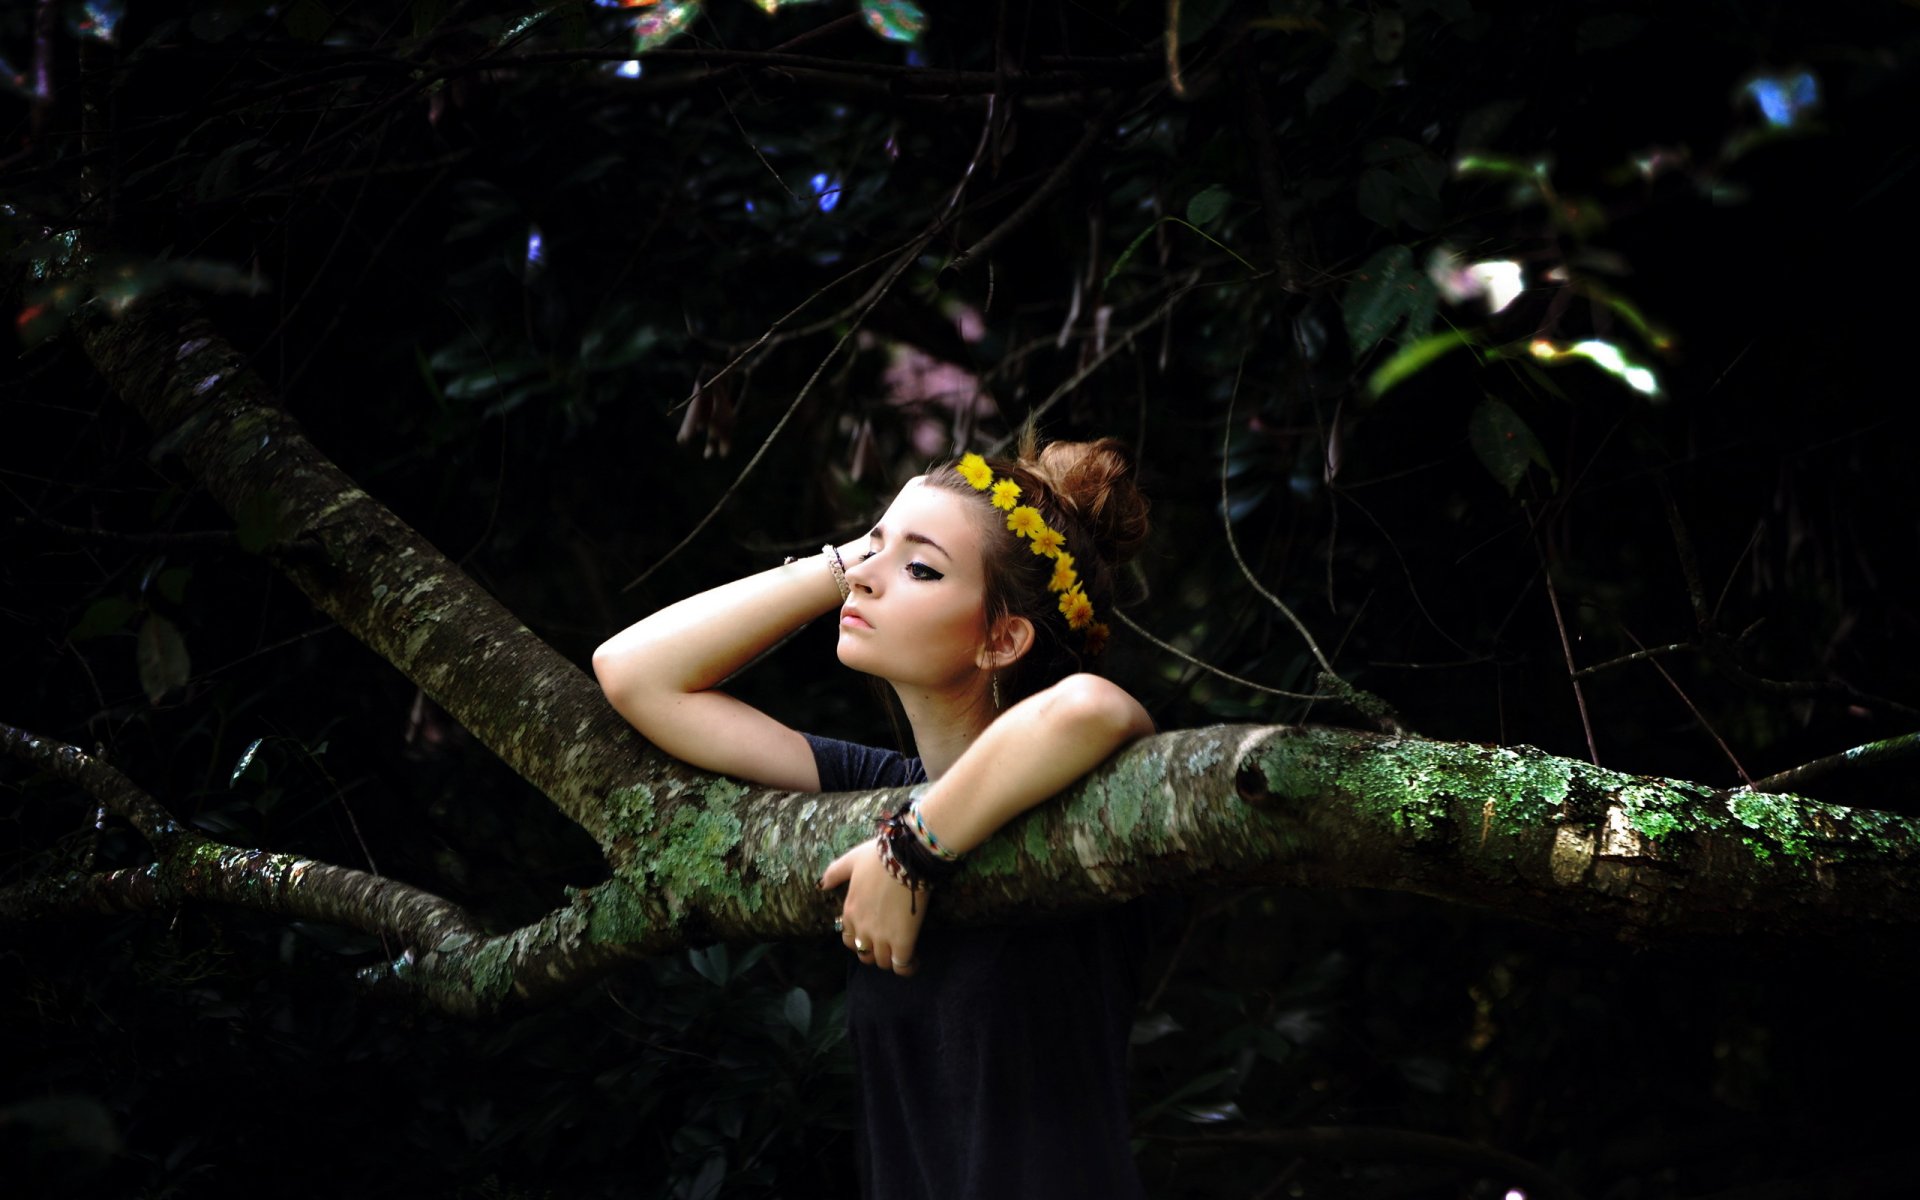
[1028,525,1066,557]
[1058,586,1094,630]
[990,478,1022,510]
[1006,505,1046,539]
[1083,622,1111,656]
[1047,553,1077,593]
[956,453,993,490]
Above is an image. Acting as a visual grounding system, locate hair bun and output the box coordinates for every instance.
[1023,437,1151,565]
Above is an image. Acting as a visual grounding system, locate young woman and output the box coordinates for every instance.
[592,436,1155,1198]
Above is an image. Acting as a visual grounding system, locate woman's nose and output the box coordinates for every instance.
[845,554,876,593]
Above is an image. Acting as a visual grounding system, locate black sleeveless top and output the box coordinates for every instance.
[804,734,1148,1200]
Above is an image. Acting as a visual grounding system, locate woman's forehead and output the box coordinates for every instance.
[879,481,983,555]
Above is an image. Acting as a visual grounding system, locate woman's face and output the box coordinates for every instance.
[837,478,992,694]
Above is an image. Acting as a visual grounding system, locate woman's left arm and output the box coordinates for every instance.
[915,673,1154,852]
[820,674,1153,974]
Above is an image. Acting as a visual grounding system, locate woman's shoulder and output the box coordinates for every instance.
[801,733,927,791]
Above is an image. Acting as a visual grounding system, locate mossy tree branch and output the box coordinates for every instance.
[8,717,1918,1017]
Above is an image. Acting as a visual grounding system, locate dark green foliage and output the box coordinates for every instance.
[5,0,1919,1196]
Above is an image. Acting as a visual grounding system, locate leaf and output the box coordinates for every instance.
[157,567,191,605]
[1366,329,1477,399]
[688,944,728,985]
[69,596,137,642]
[1102,217,1255,290]
[1356,168,1400,228]
[685,1154,727,1200]
[230,738,268,786]
[283,0,331,43]
[860,0,927,45]
[137,614,191,705]
[633,1,702,52]
[1185,185,1231,227]
[1304,56,1350,109]
[1469,397,1554,495]
[782,987,812,1036]
[1342,245,1425,355]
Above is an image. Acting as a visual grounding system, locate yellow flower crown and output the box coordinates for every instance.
[956,453,1111,656]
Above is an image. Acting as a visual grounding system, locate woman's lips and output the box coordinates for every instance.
[840,609,871,630]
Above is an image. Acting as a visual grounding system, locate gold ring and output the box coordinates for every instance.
[853,938,868,953]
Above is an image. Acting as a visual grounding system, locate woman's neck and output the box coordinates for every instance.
[892,682,993,781]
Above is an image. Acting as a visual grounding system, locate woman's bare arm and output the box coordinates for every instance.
[822,672,1153,972]
[591,538,867,791]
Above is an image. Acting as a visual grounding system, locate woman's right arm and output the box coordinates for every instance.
[591,538,866,792]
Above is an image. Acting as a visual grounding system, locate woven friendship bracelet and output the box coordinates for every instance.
[908,796,963,862]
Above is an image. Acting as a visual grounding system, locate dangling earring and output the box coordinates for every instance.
[991,671,1003,711]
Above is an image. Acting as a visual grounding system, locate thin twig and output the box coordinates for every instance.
[1233,35,1297,289]
[1221,357,1336,678]
[1746,731,1920,795]
[1573,641,1690,679]
[1164,0,1188,98]
[283,162,454,396]
[621,234,929,593]
[1661,482,1711,633]
[7,514,235,549]
[945,91,1133,273]
[1537,541,1600,765]
[1710,520,1764,629]
[1620,628,1750,784]
[720,85,801,207]
[1111,609,1332,702]
[985,274,1216,453]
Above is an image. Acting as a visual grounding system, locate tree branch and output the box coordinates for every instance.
[1746,731,1920,795]
[70,291,659,849]
[3,719,184,845]
[945,91,1135,273]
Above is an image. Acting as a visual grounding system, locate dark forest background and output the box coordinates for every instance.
[4,1,1918,1197]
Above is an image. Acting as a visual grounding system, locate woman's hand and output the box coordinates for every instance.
[821,839,926,976]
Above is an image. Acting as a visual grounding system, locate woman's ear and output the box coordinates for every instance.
[979,613,1036,669]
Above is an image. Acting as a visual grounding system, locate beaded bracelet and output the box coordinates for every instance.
[783,545,852,600]
[822,544,851,599]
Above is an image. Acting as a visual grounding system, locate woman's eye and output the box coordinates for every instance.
[907,562,944,582]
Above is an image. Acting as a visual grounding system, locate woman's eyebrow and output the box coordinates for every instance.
[903,532,951,560]
[867,525,950,560]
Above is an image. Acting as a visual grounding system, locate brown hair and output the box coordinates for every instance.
[925,432,1151,704]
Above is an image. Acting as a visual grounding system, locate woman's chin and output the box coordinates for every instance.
[834,638,876,674]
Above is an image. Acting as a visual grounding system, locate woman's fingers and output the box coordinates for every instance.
[831,842,927,972]
[891,943,918,976]
[818,845,860,891]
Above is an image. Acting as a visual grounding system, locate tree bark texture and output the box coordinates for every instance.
[13,291,1913,1018]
